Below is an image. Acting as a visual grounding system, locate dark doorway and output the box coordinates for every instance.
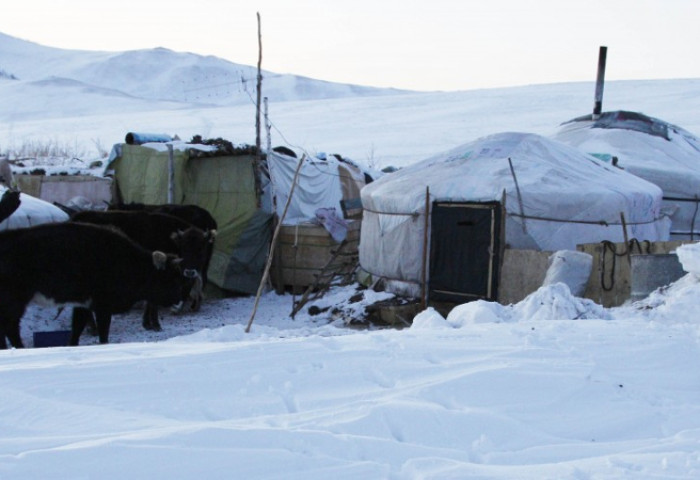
[429,201,502,303]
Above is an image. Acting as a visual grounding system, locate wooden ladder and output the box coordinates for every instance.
[291,239,359,317]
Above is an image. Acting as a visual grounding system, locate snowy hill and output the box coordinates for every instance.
[3,31,700,169]
[0,32,405,106]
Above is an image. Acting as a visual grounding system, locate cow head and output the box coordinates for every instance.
[150,251,191,307]
[152,250,169,270]
[170,227,210,279]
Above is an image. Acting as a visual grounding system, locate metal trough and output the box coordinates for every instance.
[630,253,685,301]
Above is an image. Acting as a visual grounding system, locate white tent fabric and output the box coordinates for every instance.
[552,111,700,239]
[360,132,670,285]
[267,152,365,225]
[0,188,69,230]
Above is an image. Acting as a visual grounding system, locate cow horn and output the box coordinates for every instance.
[152,251,168,270]
[206,229,218,241]
[170,230,185,243]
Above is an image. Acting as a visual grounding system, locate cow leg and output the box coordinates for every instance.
[185,274,202,312]
[142,302,162,331]
[70,307,92,346]
[84,313,98,336]
[94,310,112,344]
[5,321,24,349]
[0,297,28,349]
[190,293,202,312]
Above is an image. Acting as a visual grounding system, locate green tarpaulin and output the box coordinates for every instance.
[110,144,272,294]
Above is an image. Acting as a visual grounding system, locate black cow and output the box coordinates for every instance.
[110,202,217,232]
[109,202,217,292]
[0,222,188,348]
[70,210,214,330]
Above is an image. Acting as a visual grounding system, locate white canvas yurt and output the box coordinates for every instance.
[0,187,68,230]
[360,132,670,302]
[553,111,700,240]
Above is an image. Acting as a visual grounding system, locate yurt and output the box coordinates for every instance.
[0,187,68,230]
[360,132,670,303]
[553,110,700,240]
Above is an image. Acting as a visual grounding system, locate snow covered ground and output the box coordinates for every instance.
[5,266,700,479]
[2,34,700,479]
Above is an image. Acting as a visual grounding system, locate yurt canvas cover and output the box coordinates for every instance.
[0,188,69,230]
[360,132,670,300]
[553,110,700,240]
[108,142,272,294]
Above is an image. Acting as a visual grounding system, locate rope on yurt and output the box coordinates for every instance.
[508,212,662,227]
[662,195,700,240]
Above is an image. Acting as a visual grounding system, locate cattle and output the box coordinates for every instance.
[70,210,214,330]
[0,222,188,348]
[108,202,218,292]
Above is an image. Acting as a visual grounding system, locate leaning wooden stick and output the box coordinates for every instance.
[246,154,306,333]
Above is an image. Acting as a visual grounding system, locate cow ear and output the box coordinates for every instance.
[206,229,218,242]
[170,230,184,244]
[152,251,168,270]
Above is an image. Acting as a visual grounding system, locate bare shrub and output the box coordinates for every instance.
[0,138,89,161]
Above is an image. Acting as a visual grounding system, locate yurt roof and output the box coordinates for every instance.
[0,188,69,230]
[360,132,669,255]
[553,110,700,198]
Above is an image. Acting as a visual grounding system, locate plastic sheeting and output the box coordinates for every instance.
[360,132,670,285]
[267,152,366,225]
[553,111,700,240]
[542,250,593,297]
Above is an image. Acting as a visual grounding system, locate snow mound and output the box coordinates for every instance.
[676,242,700,276]
[411,307,451,329]
[513,283,611,321]
[447,300,511,327]
[414,282,610,329]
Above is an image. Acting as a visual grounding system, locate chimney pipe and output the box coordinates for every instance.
[592,46,607,119]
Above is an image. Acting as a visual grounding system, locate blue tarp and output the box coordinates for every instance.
[125,132,172,145]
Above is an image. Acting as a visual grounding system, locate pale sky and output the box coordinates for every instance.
[2,0,700,92]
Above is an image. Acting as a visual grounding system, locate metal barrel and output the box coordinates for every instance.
[630,253,685,301]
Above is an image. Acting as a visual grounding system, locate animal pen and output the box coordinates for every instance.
[108,138,369,296]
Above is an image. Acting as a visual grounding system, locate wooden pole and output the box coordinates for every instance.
[255,12,263,158]
[246,154,306,333]
[421,186,430,310]
[167,143,174,203]
[264,96,271,152]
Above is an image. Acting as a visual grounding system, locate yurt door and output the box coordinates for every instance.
[429,201,502,303]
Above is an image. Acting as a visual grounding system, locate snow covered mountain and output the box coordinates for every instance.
[0,31,406,106]
[3,31,700,171]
